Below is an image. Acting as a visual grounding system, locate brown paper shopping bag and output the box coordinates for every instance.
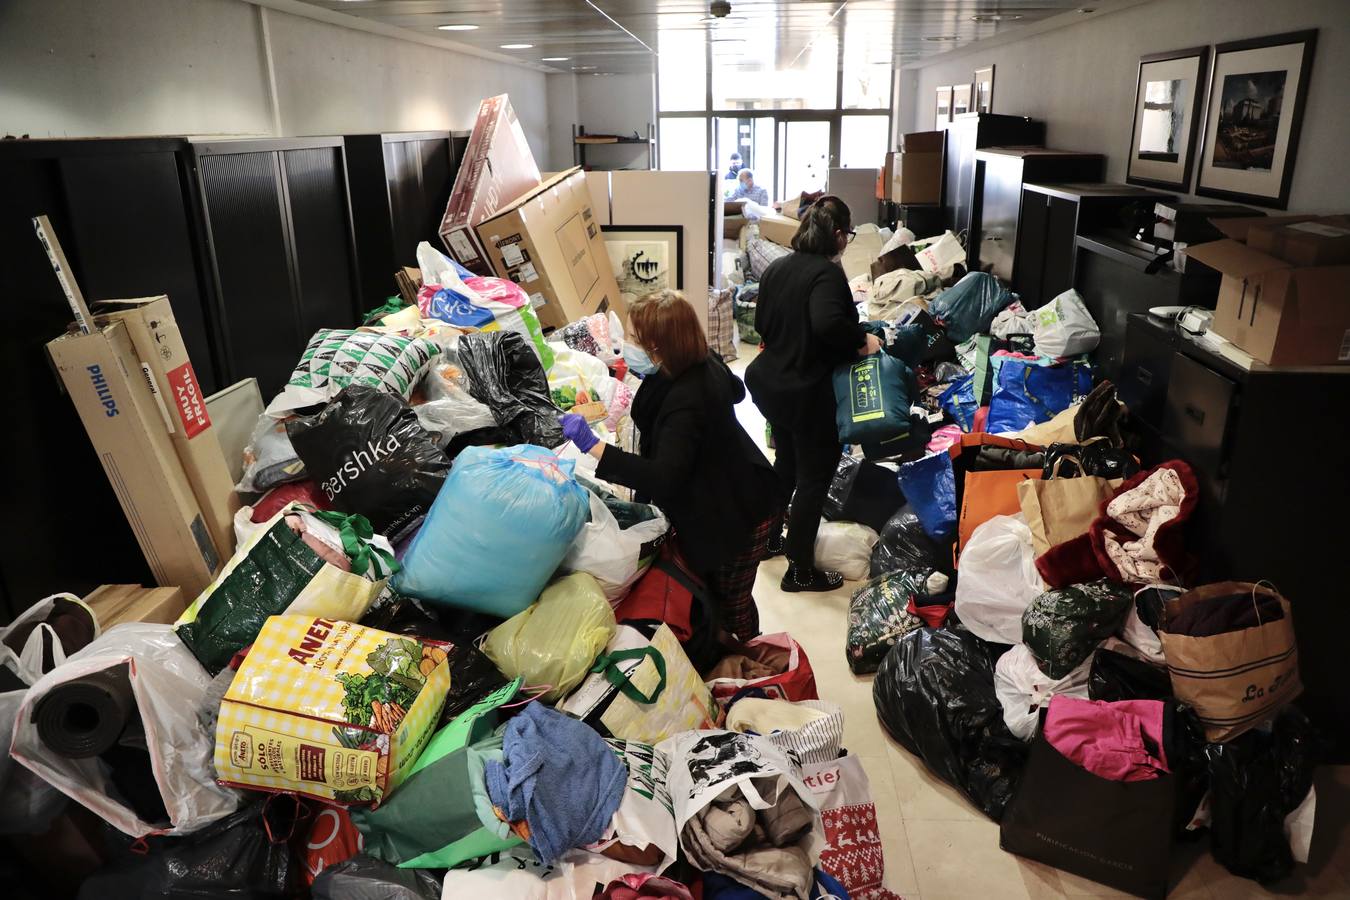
[1017,475,1118,556]
[1159,582,1300,742]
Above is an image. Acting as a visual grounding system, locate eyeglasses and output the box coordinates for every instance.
[846,229,857,244]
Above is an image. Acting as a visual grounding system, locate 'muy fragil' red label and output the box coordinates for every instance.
[167,362,210,437]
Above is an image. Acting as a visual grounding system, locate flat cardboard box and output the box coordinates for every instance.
[438,94,542,275]
[85,584,186,628]
[48,322,223,597]
[757,210,801,248]
[893,131,944,205]
[1185,237,1350,366]
[878,151,899,200]
[94,297,239,560]
[476,167,626,330]
[1248,215,1350,266]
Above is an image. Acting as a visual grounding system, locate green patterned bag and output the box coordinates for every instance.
[266,328,438,415]
[1021,579,1133,678]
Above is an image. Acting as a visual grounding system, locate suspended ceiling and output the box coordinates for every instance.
[286,1,1120,75]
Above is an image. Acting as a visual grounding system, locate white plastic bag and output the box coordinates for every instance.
[994,643,1093,741]
[10,624,240,837]
[0,594,99,687]
[815,521,879,581]
[0,689,67,835]
[879,226,917,256]
[914,231,966,275]
[954,514,1045,644]
[990,301,1037,339]
[1117,600,1167,666]
[416,349,498,444]
[1031,289,1100,358]
[586,739,679,873]
[562,490,670,602]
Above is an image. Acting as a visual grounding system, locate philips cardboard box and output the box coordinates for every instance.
[476,167,626,330]
[85,584,187,628]
[94,296,239,559]
[893,131,944,205]
[47,322,223,597]
[438,94,542,275]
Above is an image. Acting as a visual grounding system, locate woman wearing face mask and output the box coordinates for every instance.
[560,290,781,642]
[745,195,882,592]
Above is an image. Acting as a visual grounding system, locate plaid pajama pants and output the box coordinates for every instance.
[710,513,783,643]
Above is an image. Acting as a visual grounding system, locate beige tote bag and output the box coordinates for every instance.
[1017,470,1118,556]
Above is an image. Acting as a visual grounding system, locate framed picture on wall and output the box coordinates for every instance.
[1126,46,1209,192]
[602,225,683,305]
[1196,29,1318,209]
[952,83,973,117]
[935,86,953,128]
[974,66,995,113]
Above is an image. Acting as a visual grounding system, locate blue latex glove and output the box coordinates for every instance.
[560,413,599,453]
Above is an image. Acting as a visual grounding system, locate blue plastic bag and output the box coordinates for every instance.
[938,374,978,432]
[928,272,1016,344]
[898,451,957,542]
[393,445,589,617]
[833,353,913,445]
[986,357,1093,435]
[425,288,495,328]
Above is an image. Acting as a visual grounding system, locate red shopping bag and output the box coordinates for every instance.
[705,632,818,710]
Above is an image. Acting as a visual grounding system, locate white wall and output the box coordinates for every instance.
[899,0,1350,212]
[546,73,581,172]
[0,0,549,161]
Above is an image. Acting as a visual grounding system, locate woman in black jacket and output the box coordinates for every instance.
[746,196,882,592]
[560,290,782,641]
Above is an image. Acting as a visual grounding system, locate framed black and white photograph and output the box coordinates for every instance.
[952,83,972,117]
[601,225,683,305]
[1126,46,1209,191]
[935,86,953,128]
[974,65,995,113]
[1196,29,1318,208]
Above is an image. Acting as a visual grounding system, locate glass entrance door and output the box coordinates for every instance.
[714,116,775,201]
[777,119,832,199]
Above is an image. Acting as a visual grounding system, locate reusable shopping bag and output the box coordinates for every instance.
[11,625,240,837]
[586,739,680,872]
[266,329,438,417]
[956,467,1040,556]
[706,632,819,709]
[897,451,957,542]
[953,513,1045,645]
[1030,289,1100,358]
[987,357,1092,435]
[1159,582,1301,742]
[558,623,719,744]
[1016,471,1118,556]
[803,754,902,900]
[832,352,912,446]
[482,573,617,703]
[614,541,708,641]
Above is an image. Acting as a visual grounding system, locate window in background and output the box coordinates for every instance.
[778,120,831,196]
[843,61,891,110]
[711,35,838,110]
[715,116,776,201]
[658,117,709,170]
[839,115,890,170]
[658,29,707,112]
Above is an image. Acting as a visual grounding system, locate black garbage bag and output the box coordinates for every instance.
[1087,648,1172,701]
[457,330,563,448]
[873,625,1027,819]
[287,385,449,543]
[1206,708,1320,883]
[312,855,442,900]
[78,803,303,899]
[823,454,904,532]
[870,505,953,578]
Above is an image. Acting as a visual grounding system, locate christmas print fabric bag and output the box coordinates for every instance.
[267,328,438,416]
[802,754,901,900]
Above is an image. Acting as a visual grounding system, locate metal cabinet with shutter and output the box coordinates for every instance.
[191,138,362,398]
[1120,312,1350,753]
[344,132,457,307]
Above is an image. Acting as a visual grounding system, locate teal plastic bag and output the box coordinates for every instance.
[832,353,913,445]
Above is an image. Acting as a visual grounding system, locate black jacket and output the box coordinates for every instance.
[596,353,780,573]
[745,252,864,431]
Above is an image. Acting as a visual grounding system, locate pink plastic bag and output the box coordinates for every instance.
[464,275,526,309]
[927,424,962,454]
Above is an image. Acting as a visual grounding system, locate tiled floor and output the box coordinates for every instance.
[725,344,1350,899]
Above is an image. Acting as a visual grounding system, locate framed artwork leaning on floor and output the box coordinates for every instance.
[1195,29,1318,209]
[1126,46,1209,192]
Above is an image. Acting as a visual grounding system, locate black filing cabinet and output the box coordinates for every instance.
[1119,313,1350,753]
[940,113,1044,240]
[971,149,1105,282]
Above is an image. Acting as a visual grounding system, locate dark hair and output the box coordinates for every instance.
[790,195,851,255]
[628,289,707,377]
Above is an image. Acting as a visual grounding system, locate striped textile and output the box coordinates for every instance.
[709,513,781,642]
[707,287,739,362]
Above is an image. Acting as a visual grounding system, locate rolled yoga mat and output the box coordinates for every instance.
[33,663,135,758]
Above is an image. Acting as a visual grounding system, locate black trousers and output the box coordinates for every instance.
[767,415,842,568]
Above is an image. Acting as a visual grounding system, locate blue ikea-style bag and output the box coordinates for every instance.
[986,357,1092,435]
[393,444,589,617]
[938,374,978,432]
[898,451,957,542]
[833,353,913,446]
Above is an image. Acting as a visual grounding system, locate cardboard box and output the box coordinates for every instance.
[879,151,899,200]
[476,167,626,330]
[893,131,944,205]
[1186,236,1350,366]
[1247,215,1350,267]
[94,297,239,560]
[85,584,187,628]
[438,94,542,275]
[49,323,224,596]
[757,210,801,248]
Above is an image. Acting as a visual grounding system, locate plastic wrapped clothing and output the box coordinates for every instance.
[237,411,306,493]
[987,357,1092,435]
[11,625,240,837]
[312,856,443,900]
[1206,708,1319,883]
[562,487,670,602]
[872,626,1028,820]
[832,352,913,447]
[927,272,1016,344]
[897,452,957,542]
[457,330,564,448]
[1031,289,1100,358]
[75,803,301,899]
[483,574,616,703]
[814,521,879,581]
[953,514,1044,645]
[994,642,1093,742]
[1022,580,1134,679]
[393,445,590,617]
[287,385,450,543]
[869,506,952,579]
[847,569,949,674]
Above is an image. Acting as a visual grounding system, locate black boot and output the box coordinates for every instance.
[780,562,844,593]
[765,528,785,557]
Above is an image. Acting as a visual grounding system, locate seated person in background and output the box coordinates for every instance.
[729,168,768,206]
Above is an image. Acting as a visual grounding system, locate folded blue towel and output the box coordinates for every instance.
[484,702,626,865]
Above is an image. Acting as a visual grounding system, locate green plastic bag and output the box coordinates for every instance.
[1022,579,1133,678]
[353,679,523,868]
[483,573,616,702]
